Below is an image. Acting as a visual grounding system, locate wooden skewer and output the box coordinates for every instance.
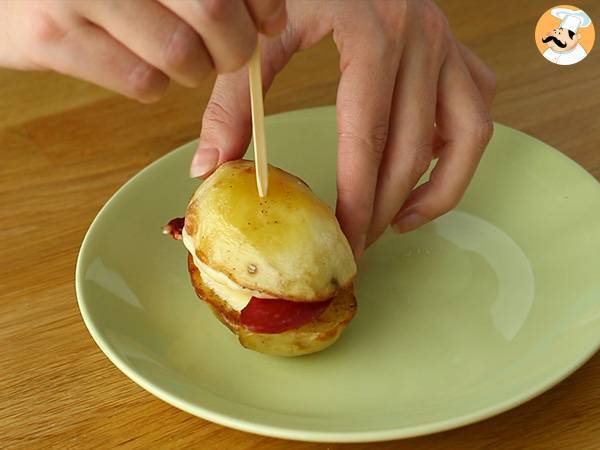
[248,44,268,197]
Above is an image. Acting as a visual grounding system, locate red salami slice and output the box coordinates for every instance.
[240,297,332,334]
[162,217,185,240]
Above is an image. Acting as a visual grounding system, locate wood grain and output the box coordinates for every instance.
[2,0,599,448]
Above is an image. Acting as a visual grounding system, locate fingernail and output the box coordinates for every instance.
[392,212,425,233]
[352,232,367,262]
[190,148,219,178]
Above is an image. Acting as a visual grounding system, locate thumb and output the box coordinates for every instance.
[190,69,252,178]
[190,36,295,178]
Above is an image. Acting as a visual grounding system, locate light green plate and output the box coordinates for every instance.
[76,106,600,442]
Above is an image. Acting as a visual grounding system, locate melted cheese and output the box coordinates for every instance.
[182,229,272,311]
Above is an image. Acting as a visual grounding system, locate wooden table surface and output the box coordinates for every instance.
[2,1,599,448]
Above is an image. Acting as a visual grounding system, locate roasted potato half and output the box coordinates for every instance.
[188,255,357,356]
[184,160,356,302]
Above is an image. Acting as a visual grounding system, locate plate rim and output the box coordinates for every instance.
[75,106,600,443]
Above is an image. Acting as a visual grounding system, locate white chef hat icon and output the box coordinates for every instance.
[551,8,592,33]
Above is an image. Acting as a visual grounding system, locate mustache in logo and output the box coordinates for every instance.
[542,35,567,48]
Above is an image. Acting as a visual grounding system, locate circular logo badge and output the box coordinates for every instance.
[535,5,595,65]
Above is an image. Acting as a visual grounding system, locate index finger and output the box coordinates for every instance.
[335,44,399,260]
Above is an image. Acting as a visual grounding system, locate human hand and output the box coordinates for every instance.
[0,0,286,102]
[191,0,495,260]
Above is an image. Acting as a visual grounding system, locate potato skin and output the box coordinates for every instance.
[187,255,357,357]
[185,160,356,302]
